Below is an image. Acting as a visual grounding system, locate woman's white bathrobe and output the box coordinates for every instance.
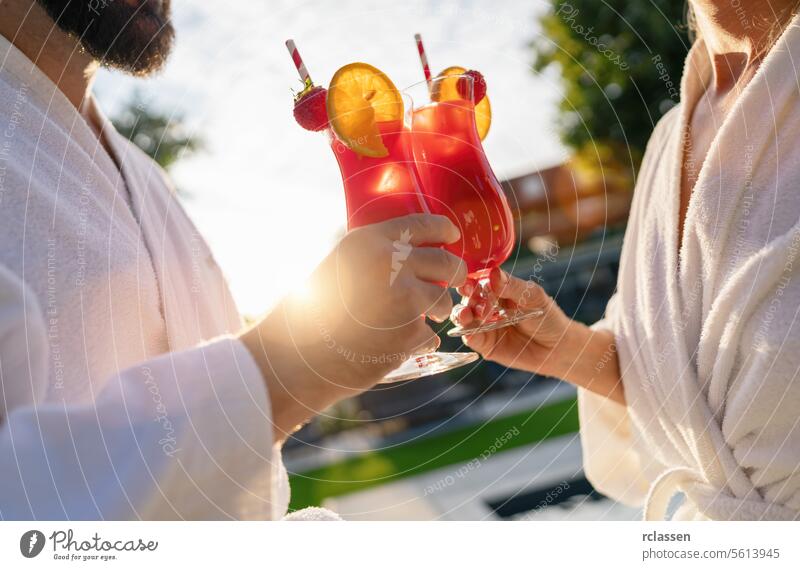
[0,36,289,519]
[579,20,800,520]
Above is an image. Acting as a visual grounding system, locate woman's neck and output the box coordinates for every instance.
[691,0,798,90]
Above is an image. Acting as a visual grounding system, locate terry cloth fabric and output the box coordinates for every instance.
[0,34,290,520]
[578,17,800,520]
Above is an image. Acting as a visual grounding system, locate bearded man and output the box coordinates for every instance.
[0,0,465,519]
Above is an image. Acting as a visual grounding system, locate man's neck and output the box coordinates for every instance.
[0,0,97,111]
[691,0,798,90]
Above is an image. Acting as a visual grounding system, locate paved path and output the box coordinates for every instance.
[324,433,640,520]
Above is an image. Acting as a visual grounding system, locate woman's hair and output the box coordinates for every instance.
[686,1,698,43]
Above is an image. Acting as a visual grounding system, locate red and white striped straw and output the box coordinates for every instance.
[285,39,312,85]
[414,33,432,91]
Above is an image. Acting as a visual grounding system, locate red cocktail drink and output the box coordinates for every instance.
[322,73,478,381]
[331,120,429,228]
[407,75,543,336]
[286,47,478,381]
[327,117,478,381]
[410,98,514,276]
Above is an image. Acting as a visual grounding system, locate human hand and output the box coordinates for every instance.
[453,268,623,403]
[452,268,573,377]
[241,214,467,438]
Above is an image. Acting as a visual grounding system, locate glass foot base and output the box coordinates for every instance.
[380,351,479,384]
[447,307,545,337]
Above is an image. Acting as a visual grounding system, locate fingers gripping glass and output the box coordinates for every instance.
[450,275,546,336]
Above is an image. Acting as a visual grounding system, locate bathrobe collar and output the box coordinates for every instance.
[0,33,240,351]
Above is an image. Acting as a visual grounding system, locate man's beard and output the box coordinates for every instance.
[36,0,175,76]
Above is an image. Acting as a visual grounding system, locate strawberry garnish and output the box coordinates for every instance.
[293,84,329,132]
[456,70,487,104]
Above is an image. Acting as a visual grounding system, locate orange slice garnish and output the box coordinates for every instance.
[431,65,492,140]
[327,63,404,157]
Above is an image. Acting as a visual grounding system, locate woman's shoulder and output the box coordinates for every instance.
[633,104,683,187]
[630,104,683,198]
[648,104,683,149]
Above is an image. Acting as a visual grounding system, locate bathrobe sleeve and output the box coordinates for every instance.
[574,108,682,509]
[576,293,658,507]
[0,263,287,520]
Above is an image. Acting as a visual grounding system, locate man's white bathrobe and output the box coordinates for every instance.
[0,36,289,519]
[579,20,800,520]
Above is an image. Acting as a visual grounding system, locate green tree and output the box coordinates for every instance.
[111,91,202,171]
[533,1,690,169]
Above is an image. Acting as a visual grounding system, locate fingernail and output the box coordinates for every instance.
[475,301,486,317]
[448,221,461,242]
[463,283,474,296]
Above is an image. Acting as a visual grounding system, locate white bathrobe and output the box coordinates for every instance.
[0,35,290,519]
[579,19,800,520]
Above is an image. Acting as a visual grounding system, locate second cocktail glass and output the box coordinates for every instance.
[406,75,544,337]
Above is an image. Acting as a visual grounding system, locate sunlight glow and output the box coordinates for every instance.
[94,1,565,317]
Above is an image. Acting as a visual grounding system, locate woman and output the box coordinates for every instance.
[455,1,800,520]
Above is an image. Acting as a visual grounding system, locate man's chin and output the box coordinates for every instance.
[38,0,175,76]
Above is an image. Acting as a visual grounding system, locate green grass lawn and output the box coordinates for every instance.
[288,397,579,510]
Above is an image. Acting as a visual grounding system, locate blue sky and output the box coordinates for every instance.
[95,0,566,316]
